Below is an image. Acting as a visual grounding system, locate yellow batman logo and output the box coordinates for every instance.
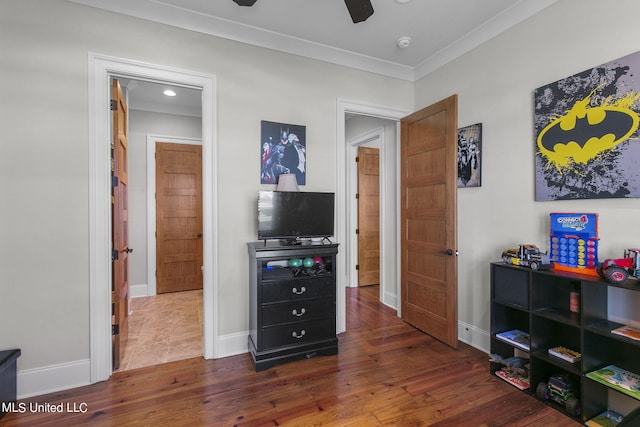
[537,87,640,172]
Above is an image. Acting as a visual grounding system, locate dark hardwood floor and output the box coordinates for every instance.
[3,286,581,426]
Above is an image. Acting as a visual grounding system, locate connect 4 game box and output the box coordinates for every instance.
[549,213,599,275]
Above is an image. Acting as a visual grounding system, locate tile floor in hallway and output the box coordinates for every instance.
[117,289,203,371]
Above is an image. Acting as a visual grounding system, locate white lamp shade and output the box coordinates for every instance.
[276,173,299,192]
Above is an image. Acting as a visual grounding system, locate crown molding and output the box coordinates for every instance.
[69,0,557,82]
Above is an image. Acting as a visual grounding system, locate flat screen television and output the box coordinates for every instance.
[258,191,335,242]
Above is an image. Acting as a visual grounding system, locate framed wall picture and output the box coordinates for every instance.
[458,123,482,188]
[534,50,640,200]
[260,120,306,185]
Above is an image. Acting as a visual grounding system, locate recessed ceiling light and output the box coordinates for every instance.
[395,0,412,3]
[163,89,177,97]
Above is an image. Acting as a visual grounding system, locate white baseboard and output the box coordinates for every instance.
[17,359,91,399]
[217,326,489,359]
[15,332,250,399]
[382,291,398,310]
[130,283,148,298]
[458,320,489,354]
[216,331,249,358]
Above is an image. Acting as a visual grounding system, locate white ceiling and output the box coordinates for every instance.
[70,0,557,81]
[70,0,557,116]
[117,78,203,118]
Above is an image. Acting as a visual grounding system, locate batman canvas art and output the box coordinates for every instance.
[534,52,640,200]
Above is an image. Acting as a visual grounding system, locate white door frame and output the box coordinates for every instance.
[147,135,203,297]
[88,53,219,383]
[335,99,411,333]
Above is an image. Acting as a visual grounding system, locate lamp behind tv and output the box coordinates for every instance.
[258,191,334,243]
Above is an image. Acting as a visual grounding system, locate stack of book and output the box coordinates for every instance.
[586,365,640,400]
[495,329,530,351]
[495,369,530,390]
[548,346,581,363]
[585,409,624,427]
[611,325,640,341]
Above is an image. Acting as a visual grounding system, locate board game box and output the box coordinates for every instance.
[549,212,599,274]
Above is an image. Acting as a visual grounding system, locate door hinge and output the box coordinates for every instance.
[355,193,359,199]
[355,228,359,234]
[112,249,119,261]
[355,156,359,162]
[355,264,359,270]
[110,99,117,111]
[112,324,119,335]
[112,176,118,187]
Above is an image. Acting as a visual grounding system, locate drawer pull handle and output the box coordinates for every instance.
[292,330,306,339]
[292,308,306,317]
[292,286,306,295]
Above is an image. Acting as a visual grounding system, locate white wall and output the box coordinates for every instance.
[415,0,640,351]
[5,0,639,397]
[0,0,413,395]
[128,109,202,292]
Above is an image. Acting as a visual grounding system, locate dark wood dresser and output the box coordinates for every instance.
[248,241,339,371]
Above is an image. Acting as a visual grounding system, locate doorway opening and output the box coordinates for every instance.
[346,126,382,291]
[336,100,411,333]
[89,54,218,382]
[114,95,204,371]
[345,117,396,306]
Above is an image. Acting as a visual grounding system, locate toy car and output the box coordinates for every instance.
[536,374,581,416]
[596,248,640,284]
[502,244,553,270]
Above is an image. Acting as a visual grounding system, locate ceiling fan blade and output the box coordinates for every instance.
[233,0,258,6]
[344,0,374,23]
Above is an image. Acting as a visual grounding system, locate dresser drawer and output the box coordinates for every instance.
[261,277,333,303]
[262,297,334,327]
[261,318,335,350]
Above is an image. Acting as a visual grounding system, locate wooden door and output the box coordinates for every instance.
[111,79,130,370]
[156,142,203,294]
[357,147,380,286]
[401,95,458,349]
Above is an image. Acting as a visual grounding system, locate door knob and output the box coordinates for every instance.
[124,247,133,253]
[440,249,454,256]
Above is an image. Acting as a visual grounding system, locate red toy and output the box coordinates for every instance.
[596,248,640,284]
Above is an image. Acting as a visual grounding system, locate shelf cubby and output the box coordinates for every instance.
[491,262,640,424]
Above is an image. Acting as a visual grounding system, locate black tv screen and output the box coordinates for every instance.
[258,191,335,241]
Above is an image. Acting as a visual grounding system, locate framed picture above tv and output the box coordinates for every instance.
[260,120,306,186]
